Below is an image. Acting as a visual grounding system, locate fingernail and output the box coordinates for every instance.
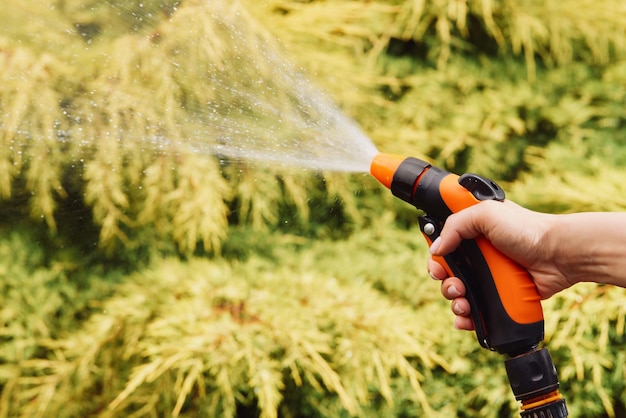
[429,237,441,254]
[453,302,465,315]
[428,270,438,280]
[448,285,462,298]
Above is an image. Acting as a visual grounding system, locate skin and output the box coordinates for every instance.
[427,200,626,330]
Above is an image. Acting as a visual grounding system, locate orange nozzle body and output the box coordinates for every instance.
[370,153,405,189]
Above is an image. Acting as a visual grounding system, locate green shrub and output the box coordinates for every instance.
[1,0,626,417]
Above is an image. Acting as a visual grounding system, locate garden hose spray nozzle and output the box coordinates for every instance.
[370,153,568,417]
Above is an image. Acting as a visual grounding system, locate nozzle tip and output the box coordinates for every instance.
[370,153,405,189]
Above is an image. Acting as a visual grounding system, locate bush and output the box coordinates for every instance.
[1,0,626,417]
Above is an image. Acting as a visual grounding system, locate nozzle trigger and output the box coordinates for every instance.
[419,215,491,350]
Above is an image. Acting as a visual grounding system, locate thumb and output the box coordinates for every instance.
[429,201,496,256]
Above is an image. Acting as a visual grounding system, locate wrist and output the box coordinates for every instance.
[541,213,582,289]
[546,212,625,289]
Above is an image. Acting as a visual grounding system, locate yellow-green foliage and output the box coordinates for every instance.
[0,223,444,418]
[2,222,625,417]
[2,0,626,417]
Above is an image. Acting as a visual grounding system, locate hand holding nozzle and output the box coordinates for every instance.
[426,199,572,330]
[427,198,626,329]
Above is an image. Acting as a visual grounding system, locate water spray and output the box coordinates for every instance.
[370,153,568,417]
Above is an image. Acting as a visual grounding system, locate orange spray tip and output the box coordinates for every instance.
[370,153,406,189]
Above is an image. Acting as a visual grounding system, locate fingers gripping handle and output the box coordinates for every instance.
[434,173,544,354]
[420,216,490,346]
[420,216,544,354]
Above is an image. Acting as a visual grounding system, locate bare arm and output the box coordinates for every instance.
[547,212,626,289]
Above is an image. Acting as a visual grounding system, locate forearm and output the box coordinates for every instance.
[547,212,626,288]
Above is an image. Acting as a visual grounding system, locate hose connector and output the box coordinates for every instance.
[505,348,568,417]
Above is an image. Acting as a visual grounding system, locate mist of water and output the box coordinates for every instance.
[5,1,380,174]
[172,4,380,173]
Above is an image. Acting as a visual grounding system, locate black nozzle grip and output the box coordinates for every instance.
[390,158,430,203]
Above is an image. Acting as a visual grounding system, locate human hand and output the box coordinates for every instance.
[426,200,575,330]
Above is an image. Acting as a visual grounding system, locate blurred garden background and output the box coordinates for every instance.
[1,0,625,417]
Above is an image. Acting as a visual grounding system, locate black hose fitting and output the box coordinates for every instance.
[505,348,568,417]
